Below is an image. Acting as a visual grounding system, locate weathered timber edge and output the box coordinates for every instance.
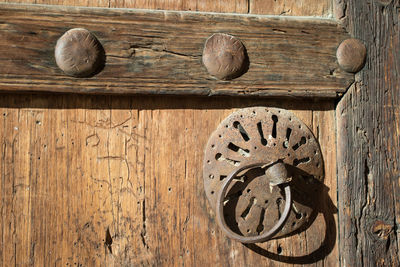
[336,0,400,266]
[0,3,354,98]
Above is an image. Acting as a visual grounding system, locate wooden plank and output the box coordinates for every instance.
[4,0,249,13]
[0,3,353,98]
[4,0,110,7]
[0,94,339,266]
[336,0,400,266]
[110,0,249,13]
[250,0,333,17]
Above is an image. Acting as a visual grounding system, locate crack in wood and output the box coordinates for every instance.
[0,3,353,98]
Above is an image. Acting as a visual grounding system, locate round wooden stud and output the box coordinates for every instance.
[336,38,367,73]
[55,28,105,77]
[202,33,247,80]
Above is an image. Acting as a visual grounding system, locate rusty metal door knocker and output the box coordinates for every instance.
[203,107,324,243]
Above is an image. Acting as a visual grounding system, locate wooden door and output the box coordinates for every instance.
[0,1,398,266]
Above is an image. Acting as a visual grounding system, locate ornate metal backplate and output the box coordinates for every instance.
[203,107,324,239]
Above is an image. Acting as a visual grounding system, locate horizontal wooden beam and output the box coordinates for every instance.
[0,3,353,98]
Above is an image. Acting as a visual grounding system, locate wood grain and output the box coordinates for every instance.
[3,0,333,16]
[0,3,353,98]
[336,0,400,266]
[110,0,249,13]
[0,0,340,266]
[4,0,249,12]
[250,0,333,17]
[0,94,338,266]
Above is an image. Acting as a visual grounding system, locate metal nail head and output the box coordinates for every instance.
[55,28,105,77]
[202,33,247,80]
[336,38,366,73]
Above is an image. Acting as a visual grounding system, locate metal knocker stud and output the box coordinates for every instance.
[203,107,324,243]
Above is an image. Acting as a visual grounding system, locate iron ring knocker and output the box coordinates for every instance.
[215,162,292,244]
[204,107,324,243]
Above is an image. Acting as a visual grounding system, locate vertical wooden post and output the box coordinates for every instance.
[336,0,400,266]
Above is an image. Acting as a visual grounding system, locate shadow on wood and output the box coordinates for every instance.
[0,94,334,111]
[243,181,337,264]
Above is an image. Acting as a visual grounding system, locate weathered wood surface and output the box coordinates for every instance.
[0,0,340,266]
[5,0,250,12]
[4,0,334,16]
[336,0,400,266]
[250,0,333,17]
[0,3,353,98]
[0,94,339,266]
